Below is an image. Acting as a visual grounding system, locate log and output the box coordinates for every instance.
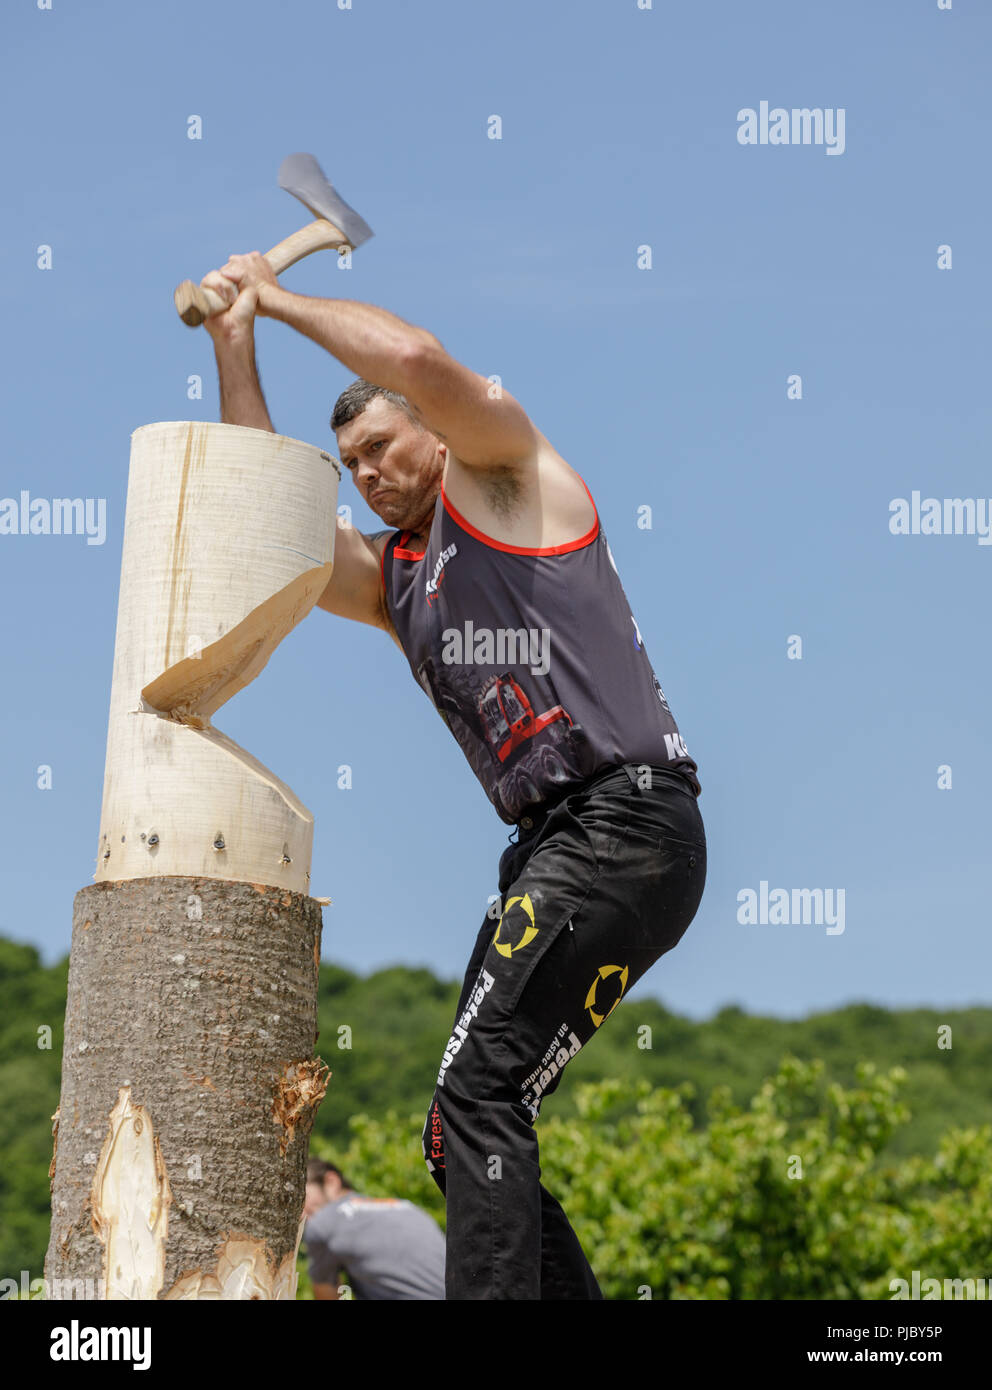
[45,422,338,1300]
[48,879,326,1299]
[95,421,338,891]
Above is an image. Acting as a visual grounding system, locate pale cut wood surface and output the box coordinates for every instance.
[94,421,339,892]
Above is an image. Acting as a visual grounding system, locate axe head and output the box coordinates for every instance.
[278,153,374,250]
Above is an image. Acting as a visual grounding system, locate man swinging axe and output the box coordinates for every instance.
[195,159,707,1301]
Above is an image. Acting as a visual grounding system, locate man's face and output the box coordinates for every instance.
[304,1180,328,1219]
[335,397,444,530]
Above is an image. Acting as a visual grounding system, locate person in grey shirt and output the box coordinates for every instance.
[303,1158,446,1300]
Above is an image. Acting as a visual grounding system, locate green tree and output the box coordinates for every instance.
[308,1057,992,1300]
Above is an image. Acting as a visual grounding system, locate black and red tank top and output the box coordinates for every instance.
[380,472,701,825]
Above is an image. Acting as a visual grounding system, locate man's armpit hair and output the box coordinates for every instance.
[481,465,524,521]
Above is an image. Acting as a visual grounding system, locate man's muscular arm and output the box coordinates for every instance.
[217,253,538,473]
[261,289,536,471]
[201,276,276,432]
[198,269,400,640]
[317,522,405,653]
[213,333,275,432]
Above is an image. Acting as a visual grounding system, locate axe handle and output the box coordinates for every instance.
[174,218,353,327]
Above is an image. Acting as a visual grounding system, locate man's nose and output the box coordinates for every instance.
[355,460,379,491]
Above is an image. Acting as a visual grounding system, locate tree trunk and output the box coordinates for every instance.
[46,877,327,1299]
[45,422,340,1299]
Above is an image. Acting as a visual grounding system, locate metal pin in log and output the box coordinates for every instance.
[174,152,374,326]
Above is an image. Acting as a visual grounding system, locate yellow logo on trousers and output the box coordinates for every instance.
[585,964,629,1027]
[493,893,538,957]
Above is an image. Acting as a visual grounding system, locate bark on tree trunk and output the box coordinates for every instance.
[46,877,327,1300]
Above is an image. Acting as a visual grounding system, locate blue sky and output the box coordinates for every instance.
[1,0,989,1021]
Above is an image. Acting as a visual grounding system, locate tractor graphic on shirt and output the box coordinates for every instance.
[478,674,568,762]
[476,673,594,818]
[414,658,594,821]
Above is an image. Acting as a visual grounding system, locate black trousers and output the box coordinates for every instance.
[421,762,707,1300]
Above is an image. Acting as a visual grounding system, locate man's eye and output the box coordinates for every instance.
[370,440,385,452]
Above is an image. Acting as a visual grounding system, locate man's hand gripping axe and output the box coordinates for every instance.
[173,152,374,326]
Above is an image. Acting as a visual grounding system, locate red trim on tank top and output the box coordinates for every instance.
[440,472,599,554]
[393,528,425,561]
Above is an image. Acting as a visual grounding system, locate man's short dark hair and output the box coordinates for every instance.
[307,1157,352,1190]
[330,378,421,433]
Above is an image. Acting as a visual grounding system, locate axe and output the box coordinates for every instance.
[174,153,374,327]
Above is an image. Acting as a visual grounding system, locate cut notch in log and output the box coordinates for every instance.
[94,421,340,894]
